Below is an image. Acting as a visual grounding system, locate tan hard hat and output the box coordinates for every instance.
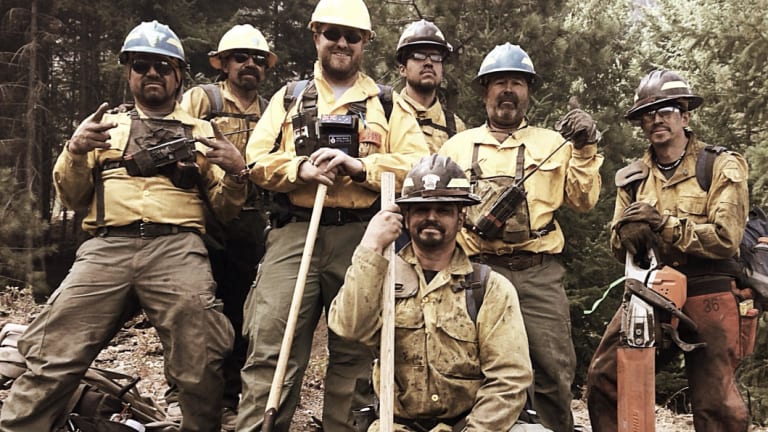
[208,24,277,70]
[307,0,375,40]
[625,69,703,120]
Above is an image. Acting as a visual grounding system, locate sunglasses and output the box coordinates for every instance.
[321,28,364,44]
[640,106,681,123]
[130,59,175,76]
[231,52,269,66]
[408,52,445,63]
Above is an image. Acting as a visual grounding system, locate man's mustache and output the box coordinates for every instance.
[416,221,445,234]
[497,93,519,107]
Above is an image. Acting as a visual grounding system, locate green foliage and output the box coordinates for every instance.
[0,168,52,296]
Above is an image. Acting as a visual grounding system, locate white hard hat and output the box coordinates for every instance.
[208,24,277,70]
[308,0,375,40]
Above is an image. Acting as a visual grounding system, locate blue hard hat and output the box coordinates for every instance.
[119,21,186,65]
[473,43,538,91]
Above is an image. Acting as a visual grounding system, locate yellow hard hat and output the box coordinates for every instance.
[307,0,375,40]
[208,24,277,70]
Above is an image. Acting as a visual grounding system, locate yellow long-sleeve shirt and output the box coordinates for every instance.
[398,89,466,154]
[53,105,245,234]
[439,121,604,255]
[245,62,429,209]
[611,135,749,264]
[328,245,532,431]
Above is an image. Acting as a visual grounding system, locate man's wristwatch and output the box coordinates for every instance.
[228,168,250,184]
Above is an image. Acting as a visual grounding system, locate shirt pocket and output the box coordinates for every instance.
[395,300,426,366]
[431,313,482,379]
[525,160,563,208]
[677,193,708,224]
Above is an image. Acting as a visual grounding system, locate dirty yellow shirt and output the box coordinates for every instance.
[181,80,265,156]
[53,105,246,234]
[611,135,749,264]
[245,62,429,209]
[439,122,603,255]
[328,245,532,431]
[399,89,466,154]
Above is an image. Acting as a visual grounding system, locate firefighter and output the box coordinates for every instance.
[328,154,533,432]
[586,69,751,431]
[438,43,604,431]
[395,19,465,153]
[0,20,247,431]
[173,24,276,429]
[236,0,429,430]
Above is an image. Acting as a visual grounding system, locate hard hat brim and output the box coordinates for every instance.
[471,70,539,95]
[395,195,481,206]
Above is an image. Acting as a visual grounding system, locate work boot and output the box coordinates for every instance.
[165,401,182,423]
[221,407,237,431]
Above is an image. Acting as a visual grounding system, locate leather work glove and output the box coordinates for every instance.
[555,108,601,149]
[617,201,667,232]
[616,221,660,258]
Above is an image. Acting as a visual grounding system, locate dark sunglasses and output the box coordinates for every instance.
[321,28,363,44]
[130,59,175,76]
[231,52,269,66]
[408,52,445,63]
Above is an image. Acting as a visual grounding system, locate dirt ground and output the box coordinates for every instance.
[0,285,764,431]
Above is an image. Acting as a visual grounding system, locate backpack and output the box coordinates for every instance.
[0,323,174,432]
[693,146,768,303]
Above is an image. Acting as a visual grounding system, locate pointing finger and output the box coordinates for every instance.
[90,102,111,123]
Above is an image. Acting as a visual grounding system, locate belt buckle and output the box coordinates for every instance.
[334,209,345,225]
[139,222,151,239]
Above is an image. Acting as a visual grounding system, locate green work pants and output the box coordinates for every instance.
[237,221,374,432]
[0,234,233,432]
[487,255,576,432]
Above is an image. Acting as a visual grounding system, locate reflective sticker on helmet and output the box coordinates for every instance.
[660,81,690,91]
[403,177,415,188]
[167,38,183,53]
[521,55,534,68]
[446,178,470,189]
[422,174,440,191]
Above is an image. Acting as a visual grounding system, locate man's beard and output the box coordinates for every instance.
[490,93,527,128]
[411,222,447,250]
[321,49,360,82]
[407,74,438,94]
[137,80,172,107]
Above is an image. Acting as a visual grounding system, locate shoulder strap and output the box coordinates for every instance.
[201,84,223,121]
[470,142,483,184]
[283,79,310,112]
[695,144,727,192]
[258,94,269,113]
[442,107,457,137]
[376,84,394,121]
[464,262,491,323]
[271,80,311,154]
[615,159,649,202]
